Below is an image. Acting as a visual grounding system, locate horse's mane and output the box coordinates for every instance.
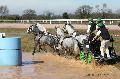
[36,24,43,29]
[68,24,74,29]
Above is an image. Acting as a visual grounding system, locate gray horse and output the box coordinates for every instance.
[62,23,89,45]
[55,27,81,58]
[33,32,60,55]
[62,22,76,36]
[27,23,47,34]
[27,23,59,55]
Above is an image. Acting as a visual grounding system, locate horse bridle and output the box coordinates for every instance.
[27,25,33,33]
[63,25,66,30]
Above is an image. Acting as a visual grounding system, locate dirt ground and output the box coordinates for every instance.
[0,23,120,30]
[0,53,120,79]
[0,23,120,79]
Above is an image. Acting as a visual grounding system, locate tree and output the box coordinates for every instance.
[115,9,120,18]
[95,5,101,15]
[62,12,70,19]
[93,3,114,19]
[22,9,37,20]
[101,3,107,18]
[75,5,93,18]
[93,5,102,18]
[7,14,21,20]
[0,5,9,19]
[43,11,54,19]
[95,5,100,13]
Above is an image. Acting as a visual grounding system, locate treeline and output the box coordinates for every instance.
[0,3,120,20]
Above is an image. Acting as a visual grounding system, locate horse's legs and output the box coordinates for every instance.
[32,41,39,55]
[52,45,55,53]
[33,46,36,55]
[38,43,42,52]
[75,54,80,60]
[32,37,37,55]
[51,45,57,55]
[43,44,47,52]
[68,49,70,55]
[64,48,67,55]
[55,46,61,56]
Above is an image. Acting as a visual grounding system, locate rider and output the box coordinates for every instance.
[87,18,96,35]
[87,18,98,57]
[92,18,111,59]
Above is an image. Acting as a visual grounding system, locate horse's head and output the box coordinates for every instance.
[55,26,65,37]
[36,23,47,34]
[62,24,67,33]
[118,23,120,27]
[55,26,58,32]
[27,24,39,34]
[27,24,34,34]
[82,35,90,45]
[63,22,75,35]
[68,23,74,29]
[62,21,70,31]
[27,23,46,35]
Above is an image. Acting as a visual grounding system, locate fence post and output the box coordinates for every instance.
[50,20,52,24]
[81,20,82,24]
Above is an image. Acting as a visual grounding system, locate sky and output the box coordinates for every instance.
[0,0,119,15]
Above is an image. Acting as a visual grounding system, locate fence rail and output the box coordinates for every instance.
[0,19,120,25]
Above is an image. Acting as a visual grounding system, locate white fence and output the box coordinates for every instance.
[0,19,120,24]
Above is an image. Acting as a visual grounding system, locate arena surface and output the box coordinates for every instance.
[0,53,120,79]
[0,23,120,79]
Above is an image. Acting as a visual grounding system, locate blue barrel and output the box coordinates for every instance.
[0,37,22,66]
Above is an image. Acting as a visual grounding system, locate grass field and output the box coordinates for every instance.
[0,28,120,68]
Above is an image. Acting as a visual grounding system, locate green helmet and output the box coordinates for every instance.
[97,23,105,28]
[97,18,103,23]
[88,18,93,22]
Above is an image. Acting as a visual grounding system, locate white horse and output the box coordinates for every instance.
[63,23,76,37]
[27,23,47,34]
[55,26,81,58]
[62,23,89,45]
[55,26,64,37]
[35,33,60,54]
[27,23,47,50]
[75,35,89,45]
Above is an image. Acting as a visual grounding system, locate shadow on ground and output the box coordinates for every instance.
[113,56,120,69]
[22,61,44,66]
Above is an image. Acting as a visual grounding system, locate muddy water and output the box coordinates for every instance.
[0,53,120,79]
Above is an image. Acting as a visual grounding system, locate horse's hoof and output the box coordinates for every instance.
[32,53,35,55]
[45,50,47,53]
[58,53,61,56]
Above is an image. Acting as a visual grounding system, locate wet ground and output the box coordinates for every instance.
[0,53,120,79]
